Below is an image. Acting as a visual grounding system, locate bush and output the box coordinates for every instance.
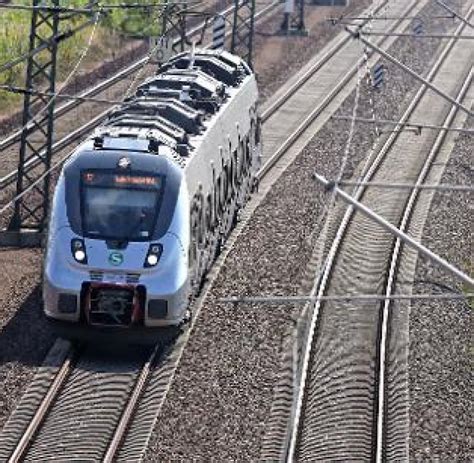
[0,0,160,111]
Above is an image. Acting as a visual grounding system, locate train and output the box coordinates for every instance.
[43,49,261,341]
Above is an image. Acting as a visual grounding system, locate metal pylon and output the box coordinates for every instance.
[8,0,60,238]
[230,0,256,68]
[280,0,306,35]
[161,0,188,53]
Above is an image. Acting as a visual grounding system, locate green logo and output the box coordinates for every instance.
[109,252,124,266]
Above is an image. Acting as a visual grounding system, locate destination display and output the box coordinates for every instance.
[82,170,161,189]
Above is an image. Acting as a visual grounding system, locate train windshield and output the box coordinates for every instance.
[81,170,163,241]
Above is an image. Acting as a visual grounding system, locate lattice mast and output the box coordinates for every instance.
[230,0,256,68]
[161,0,188,53]
[9,0,60,235]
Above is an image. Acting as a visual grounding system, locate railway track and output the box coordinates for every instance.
[259,0,430,170]
[0,0,280,191]
[1,1,469,460]
[284,8,473,462]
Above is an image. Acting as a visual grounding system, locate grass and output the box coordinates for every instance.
[0,0,161,113]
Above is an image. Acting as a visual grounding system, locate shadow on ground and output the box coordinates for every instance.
[0,285,55,367]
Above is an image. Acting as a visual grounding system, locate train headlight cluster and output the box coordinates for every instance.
[144,244,162,268]
[71,238,87,264]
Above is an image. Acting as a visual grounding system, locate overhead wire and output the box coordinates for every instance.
[219,292,474,305]
[363,0,381,139]
[0,85,123,106]
[335,180,474,193]
[0,8,102,152]
[0,2,194,14]
[0,1,201,215]
[0,10,103,217]
[0,18,97,75]
[331,114,474,134]
[0,148,74,216]
[286,40,369,462]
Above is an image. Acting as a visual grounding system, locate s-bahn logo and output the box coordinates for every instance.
[109,252,124,266]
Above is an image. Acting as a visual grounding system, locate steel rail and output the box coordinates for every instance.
[346,26,473,117]
[258,0,422,178]
[286,8,472,462]
[313,172,474,287]
[1,0,407,193]
[103,344,163,463]
[0,3,281,456]
[98,4,427,457]
[435,0,474,29]
[8,346,76,463]
[0,0,280,193]
[0,1,236,153]
[260,0,396,123]
[7,0,431,457]
[1,2,425,458]
[374,66,473,463]
[79,4,420,457]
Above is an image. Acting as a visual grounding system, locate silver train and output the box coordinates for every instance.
[43,49,261,341]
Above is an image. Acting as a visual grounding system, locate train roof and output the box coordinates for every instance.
[90,49,254,164]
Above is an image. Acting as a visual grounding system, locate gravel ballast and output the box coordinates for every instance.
[0,0,370,433]
[0,1,468,460]
[408,115,473,461]
[0,248,55,430]
[145,2,465,459]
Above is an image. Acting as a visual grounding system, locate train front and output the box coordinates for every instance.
[43,141,190,342]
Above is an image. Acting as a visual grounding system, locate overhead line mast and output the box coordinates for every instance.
[8,0,62,243]
[2,1,99,246]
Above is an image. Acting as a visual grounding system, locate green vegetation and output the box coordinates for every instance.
[103,3,162,36]
[0,0,161,113]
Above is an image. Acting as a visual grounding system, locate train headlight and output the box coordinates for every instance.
[71,238,87,264]
[144,243,162,268]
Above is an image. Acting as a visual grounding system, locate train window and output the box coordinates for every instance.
[81,170,162,241]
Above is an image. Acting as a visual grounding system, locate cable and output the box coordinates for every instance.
[0,18,96,75]
[4,9,102,148]
[0,2,194,14]
[219,292,474,305]
[123,35,166,99]
[0,149,73,216]
[0,12,103,219]
[0,85,122,106]
[331,114,474,134]
[327,15,457,23]
[334,180,474,192]
[302,40,366,253]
